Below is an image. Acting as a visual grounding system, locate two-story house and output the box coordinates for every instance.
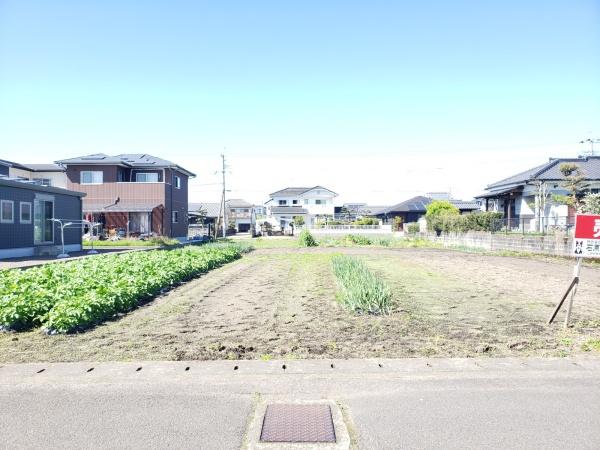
[226,199,255,233]
[56,153,195,240]
[265,186,337,229]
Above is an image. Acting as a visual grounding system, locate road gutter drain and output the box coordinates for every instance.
[259,404,336,443]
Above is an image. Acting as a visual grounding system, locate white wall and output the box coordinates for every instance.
[9,168,67,189]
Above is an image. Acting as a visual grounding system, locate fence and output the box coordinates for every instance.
[491,216,574,235]
[309,224,393,236]
[422,231,573,256]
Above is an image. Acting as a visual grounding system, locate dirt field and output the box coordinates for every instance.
[1,247,600,362]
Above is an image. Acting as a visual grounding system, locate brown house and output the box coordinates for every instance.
[55,153,195,240]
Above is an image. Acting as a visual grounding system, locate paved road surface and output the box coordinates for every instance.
[1,357,599,449]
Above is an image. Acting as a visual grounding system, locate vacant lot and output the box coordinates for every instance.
[1,246,600,362]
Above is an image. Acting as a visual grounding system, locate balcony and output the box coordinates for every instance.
[69,182,165,204]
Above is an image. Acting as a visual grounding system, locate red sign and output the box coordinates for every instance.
[574,214,600,239]
[573,214,600,257]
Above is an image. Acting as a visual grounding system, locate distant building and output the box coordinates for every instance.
[226,198,255,233]
[265,186,337,229]
[370,194,479,224]
[0,176,85,259]
[0,159,66,188]
[188,198,255,234]
[56,153,195,240]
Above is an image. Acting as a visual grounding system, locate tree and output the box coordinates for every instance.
[425,200,460,218]
[393,216,404,232]
[425,200,459,233]
[580,193,600,214]
[552,163,588,209]
[292,215,305,226]
[531,180,550,232]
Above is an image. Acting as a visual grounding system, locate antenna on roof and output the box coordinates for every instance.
[579,138,600,157]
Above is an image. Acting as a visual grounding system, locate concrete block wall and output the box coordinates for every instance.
[423,231,573,256]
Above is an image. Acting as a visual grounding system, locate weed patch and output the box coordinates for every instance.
[331,255,392,315]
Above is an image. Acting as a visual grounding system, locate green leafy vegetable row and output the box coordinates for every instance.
[0,243,248,333]
[331,255,392,315]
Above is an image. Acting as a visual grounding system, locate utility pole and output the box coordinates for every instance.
[221,153,227,238]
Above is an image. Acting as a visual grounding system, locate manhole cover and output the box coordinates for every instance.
[260,404,336,443]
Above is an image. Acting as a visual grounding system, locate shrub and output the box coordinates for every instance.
[298,229,318,247]
[353,217,378,225]
[427,212,502,233]
[345,234,372,245]
[0,243,247,333]
[331,255,391,315]
[580,193,600,214]
[406,223,420,234]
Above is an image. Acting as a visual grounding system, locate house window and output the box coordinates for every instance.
[172,211,179,223]
[315,199,324,205]
[278,200,287,206]
[20,202,32,224]
[33,178,52,186]
[136,172,159,183]
[174,175,181,189]
[292,200,298,205]
[80,171,103,184]
[304,199,309,205]
[34,197,54,243]
[1,200,14,223]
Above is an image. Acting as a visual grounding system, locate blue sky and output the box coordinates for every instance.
[1,1,599,203]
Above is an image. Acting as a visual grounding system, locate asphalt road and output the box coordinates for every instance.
[1,358,599,449]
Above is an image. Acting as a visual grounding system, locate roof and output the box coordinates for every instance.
[0,159,63,172]
[56,153,196,177]
[189,202,221,218]
[83,201,161,213]
[0,176,85,197]
[378,196,479,215]
[270,206,309,215]
[21,163,64,172]
[486,156,600,191]
[226,198,253,208]
[269,186,338,197]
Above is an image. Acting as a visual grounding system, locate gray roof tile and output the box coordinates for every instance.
[486,156,600,190]
[56,153,195,177]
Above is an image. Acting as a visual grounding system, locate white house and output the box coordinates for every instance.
[476,155,600,232]
[265,186,338,230]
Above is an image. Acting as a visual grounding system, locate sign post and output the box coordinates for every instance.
[548,214,600,328]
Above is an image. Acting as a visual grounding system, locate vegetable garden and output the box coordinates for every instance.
[0,242,248,333]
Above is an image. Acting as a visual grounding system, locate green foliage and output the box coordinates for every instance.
[393,216,403,232]
[353,217,378,225]
[556,163,588,208]
[298,229,318,247]
[580,193,600,214]
[292,215,305,226]
[425,200,460,218]
[331,255,392,315]
[0,243,246,333]
[427,212,503,233]
[406,223,420,234]
[84,237,180,247]
[345,234,372,245]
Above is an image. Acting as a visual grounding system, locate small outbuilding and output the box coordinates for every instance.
[0,177,85,259]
